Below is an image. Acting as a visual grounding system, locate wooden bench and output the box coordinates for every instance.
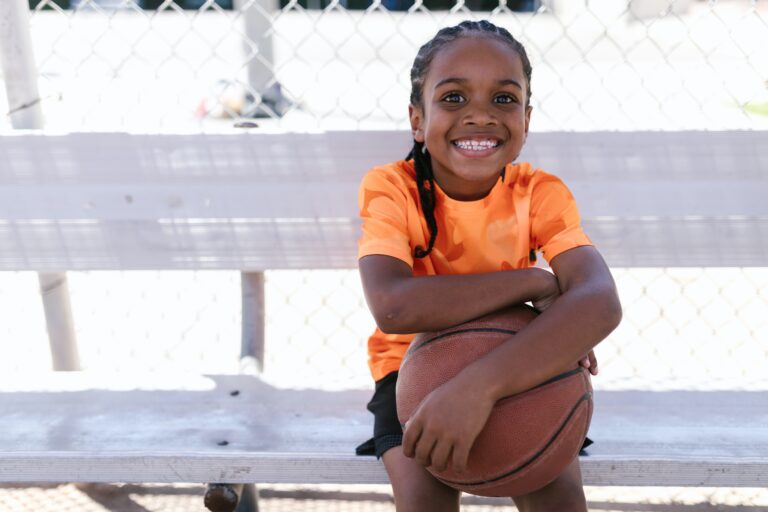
[1,130,766,511]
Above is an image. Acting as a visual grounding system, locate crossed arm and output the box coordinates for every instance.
[358,245,622,472]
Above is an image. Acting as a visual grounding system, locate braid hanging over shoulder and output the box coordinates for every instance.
[406,141,438,259]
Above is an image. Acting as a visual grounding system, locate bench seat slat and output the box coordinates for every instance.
[2,453,766,487]
[1,374,766,487]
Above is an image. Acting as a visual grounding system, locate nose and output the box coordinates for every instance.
[463,104,498,126]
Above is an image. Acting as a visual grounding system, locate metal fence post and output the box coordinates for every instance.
[234,0,289,117]
[0,0,81,371]
[240,272,265,374]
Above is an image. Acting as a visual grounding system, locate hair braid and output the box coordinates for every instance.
[407,141,438,258]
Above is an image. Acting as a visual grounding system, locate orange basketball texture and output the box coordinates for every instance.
[395,304,593,497]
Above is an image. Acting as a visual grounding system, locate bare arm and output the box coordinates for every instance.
[401,246,621,471]
[359,254,560,334]
[464,245,622,399]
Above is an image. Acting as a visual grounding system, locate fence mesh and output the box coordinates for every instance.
[2,0,767,132]
[1,1,764,390]
[2,1,768,510]
[1,267,766,391]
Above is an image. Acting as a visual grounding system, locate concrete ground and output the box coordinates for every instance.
[2,483,768,512]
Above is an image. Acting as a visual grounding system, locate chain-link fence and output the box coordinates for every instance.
[2,0,767,132]
[1,1,766,391]
[1,1,767,510]
[1,267,766,391]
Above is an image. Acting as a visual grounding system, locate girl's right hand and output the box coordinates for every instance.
[531,269,561,312]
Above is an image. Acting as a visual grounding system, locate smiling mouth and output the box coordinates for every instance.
[451,138,501,151]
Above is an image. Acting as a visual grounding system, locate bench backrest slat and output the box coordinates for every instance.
[1,131,765,270]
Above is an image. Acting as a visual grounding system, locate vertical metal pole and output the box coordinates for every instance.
[39,273,81,371]
[0,0,45,129]
[240,272,265,374]
[234,0,283,112]
[238,272,265,511]
[216,273,266,511]
[0,0,81,371]
[236,0,275,94]
[235,484,259,512]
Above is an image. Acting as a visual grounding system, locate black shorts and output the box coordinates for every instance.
[356,371,403,458]
[355,371,594,459]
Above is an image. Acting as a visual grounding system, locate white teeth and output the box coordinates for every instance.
[454,139,499,151]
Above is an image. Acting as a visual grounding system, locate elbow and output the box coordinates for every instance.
[598,286,623,336]
[368,295,415,335]
[373,308,415,335]
[376,318,407,335]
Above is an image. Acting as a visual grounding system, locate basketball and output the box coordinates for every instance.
[396,304,593,497]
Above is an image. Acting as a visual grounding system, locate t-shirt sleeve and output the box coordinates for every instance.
[358,168,415,267]
[530,172,592,264]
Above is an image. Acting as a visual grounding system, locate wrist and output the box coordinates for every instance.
[456,360,506,403]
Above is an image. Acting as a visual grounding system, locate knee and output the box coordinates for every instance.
[382,448,460,512]
[391,478,460,512]
[515,485,587,512]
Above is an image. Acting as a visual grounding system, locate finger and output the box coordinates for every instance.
[451,441,471,474]
[578,356,590,369]
[589,351,599,375]
[401,420,421,459]
[429,440,453,473]
[414,432,437,467]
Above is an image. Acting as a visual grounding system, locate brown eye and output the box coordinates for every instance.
[443,93,465,103]
[495,94,516,104]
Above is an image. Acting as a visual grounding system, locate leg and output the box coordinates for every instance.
[512,457,587,512]
[382,446,460,512]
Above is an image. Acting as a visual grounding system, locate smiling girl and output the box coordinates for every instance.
[355,20,622,511]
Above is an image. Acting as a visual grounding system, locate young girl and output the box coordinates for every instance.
[355,20,622,512]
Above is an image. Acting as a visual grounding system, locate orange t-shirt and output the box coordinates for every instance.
[358,159,592,381]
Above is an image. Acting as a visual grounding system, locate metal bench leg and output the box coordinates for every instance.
[236,484,259,512]
[205,484,259,512]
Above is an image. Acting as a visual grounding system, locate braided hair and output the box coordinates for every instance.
[407,20,533,259]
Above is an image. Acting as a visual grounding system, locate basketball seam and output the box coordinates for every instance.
[408,328,518,355]
[529,367,586,392]
[437,389,593,487]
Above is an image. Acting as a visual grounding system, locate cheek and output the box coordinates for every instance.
[425,131,450,154]
[423,113,451,142]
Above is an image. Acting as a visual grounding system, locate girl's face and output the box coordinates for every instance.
[409,36,532,201]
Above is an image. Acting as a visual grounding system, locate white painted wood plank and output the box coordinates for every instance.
[2,452,766,487]
[581,459,768,487]
[0,374,766,486]
[0,131,766,270]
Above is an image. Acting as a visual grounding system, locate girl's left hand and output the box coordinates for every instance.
[401,374,495,473]
[579,350,598,376]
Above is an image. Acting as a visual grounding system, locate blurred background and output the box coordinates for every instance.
[1,0,767,510]
[5,0,768,133]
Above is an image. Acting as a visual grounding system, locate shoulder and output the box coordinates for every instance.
[361,160,417,193]
[506,162,568,190]
[359,160,419,215]
[507,163,576,203]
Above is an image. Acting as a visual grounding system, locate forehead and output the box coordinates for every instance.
[425,35,525,90]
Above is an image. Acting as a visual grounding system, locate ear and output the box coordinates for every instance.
[409,104,425,143]
[524,105,532,140]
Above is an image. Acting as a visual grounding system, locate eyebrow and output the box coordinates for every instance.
[434,77,523,90]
